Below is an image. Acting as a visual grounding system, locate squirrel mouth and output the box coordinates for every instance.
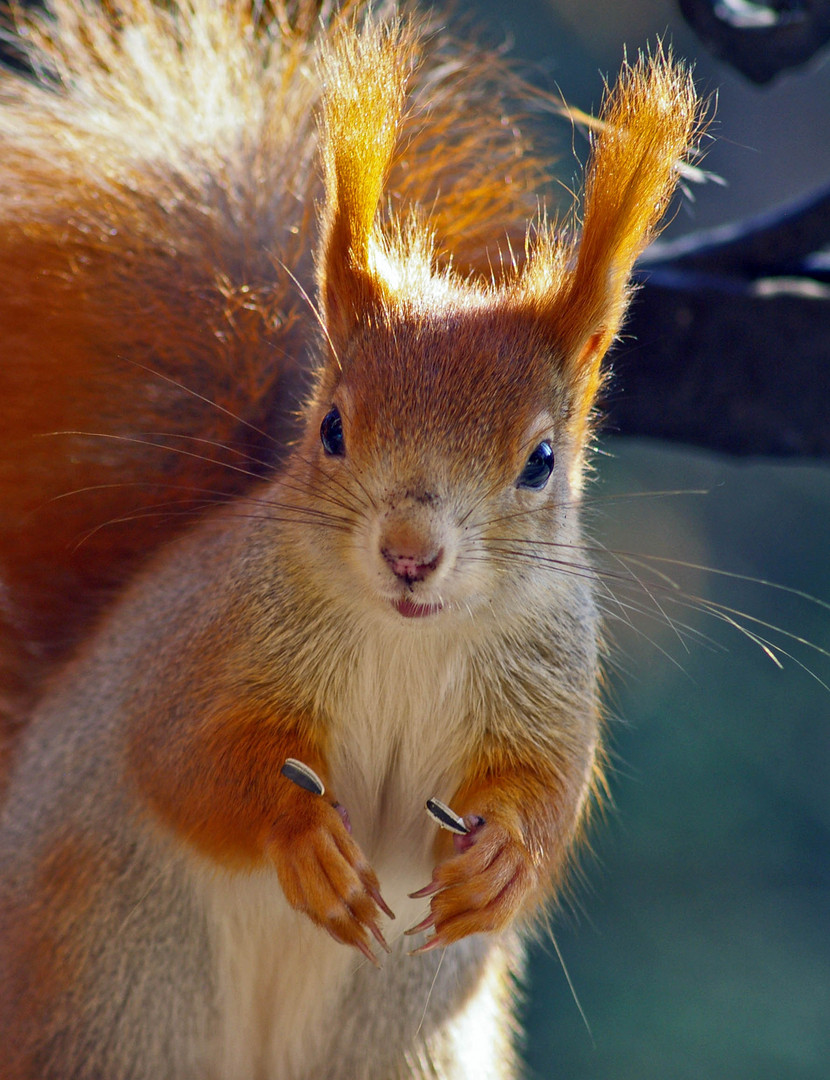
[393,597,443,619]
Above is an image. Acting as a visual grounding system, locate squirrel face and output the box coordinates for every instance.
[297,302,587,627]
[278,35,699,635]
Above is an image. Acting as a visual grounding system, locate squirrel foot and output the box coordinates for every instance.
[405,814,536,953]
[270,799,394,966]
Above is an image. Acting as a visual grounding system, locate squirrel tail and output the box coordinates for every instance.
[0,0,322,741]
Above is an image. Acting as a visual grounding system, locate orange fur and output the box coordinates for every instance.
[0,2,702,1074]
[0,0,547,757]
[550,49,700,414]
[130,693,387,952]
[129,697,328,867]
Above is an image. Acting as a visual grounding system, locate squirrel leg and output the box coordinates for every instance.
[129,707,394,963]
[406,755,581,951]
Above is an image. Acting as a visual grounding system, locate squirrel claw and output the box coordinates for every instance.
[368,884,395,920]
[327,928,381,969]
[367,918,392,953]
[407,934,445,957]
[408,880,441,899]
[357,940,382,968]
[403,913,435,937]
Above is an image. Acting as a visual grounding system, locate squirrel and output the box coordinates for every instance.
[0,1,700,1077]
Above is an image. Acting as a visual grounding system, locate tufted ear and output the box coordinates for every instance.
[317,20,415,345]
[527,50,700,421]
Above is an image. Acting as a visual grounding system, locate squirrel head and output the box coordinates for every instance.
[299,19,700,625]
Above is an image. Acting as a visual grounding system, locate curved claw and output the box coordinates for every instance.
[408,934,445,956]
[368,882,396,920]
[367,917,392,953]
[327,926,382,968]
[408,879,442,900]
[356,939,382,967]
[403,912,435,937]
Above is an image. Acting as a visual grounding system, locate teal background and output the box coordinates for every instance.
[453,2,830,1076]
[526,442,830,1079]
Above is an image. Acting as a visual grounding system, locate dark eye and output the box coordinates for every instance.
[320,407,345,456]
[517,440,554,489]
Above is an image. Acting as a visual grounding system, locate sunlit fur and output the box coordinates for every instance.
[0,2,700,1077]
[0,0,549,745]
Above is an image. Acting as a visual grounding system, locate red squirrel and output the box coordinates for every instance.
[0,1,700,1076]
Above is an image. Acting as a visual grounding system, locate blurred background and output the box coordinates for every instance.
[454,1,830,1077]
[2,1,827,1076]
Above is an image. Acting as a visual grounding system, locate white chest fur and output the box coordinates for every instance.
[200,621,480,1079]
[326,621,474,917]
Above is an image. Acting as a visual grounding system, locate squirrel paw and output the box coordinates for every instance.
[270,802,394,966]
[405,815,536,953]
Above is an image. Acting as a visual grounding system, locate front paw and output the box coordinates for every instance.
[406,814,538,952]
[270,801,394,965]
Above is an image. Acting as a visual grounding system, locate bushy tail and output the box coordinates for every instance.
[0,0,329,746]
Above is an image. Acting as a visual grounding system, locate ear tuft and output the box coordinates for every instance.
[317,18,417,343]
[530,48,702,411]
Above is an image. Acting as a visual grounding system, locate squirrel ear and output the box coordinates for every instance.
[317,21,414,344]
[531,49,700,417]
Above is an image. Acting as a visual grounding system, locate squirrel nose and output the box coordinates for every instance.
[382,545,444,584]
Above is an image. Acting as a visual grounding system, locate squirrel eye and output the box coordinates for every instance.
[516,440,554,490]
[320,406,345,456]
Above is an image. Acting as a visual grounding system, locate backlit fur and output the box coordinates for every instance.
[0,2,699,1077]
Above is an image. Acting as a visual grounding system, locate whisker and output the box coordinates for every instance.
[579,487,710,506]
[479,545,715,652]
[46,480,239,504]
[277,471,366,518]
[671,593,830,665]
[481,538,829,682]
[141,432,273,471]
[50,479,353,529]
[458,471,520,528]
[74,507,350,550]
[491,534,830,618]
[484,547,601,588]
[547,931,594,1045]
[302,453,377,515]
[69,484,352,549]
[474,488,711,533]
[615,552,830,615]
[583,575,705,676]
[213,513,350,532]
[120,357,279,446]
[592,539,688,653]
[42,431,265,482]
[597,594,725,668]
[275,259,343,373]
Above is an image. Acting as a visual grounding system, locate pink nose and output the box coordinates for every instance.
[382,546,443,583]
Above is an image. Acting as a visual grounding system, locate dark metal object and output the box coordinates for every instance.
[609,184,830,457]
[678,0,830,83]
